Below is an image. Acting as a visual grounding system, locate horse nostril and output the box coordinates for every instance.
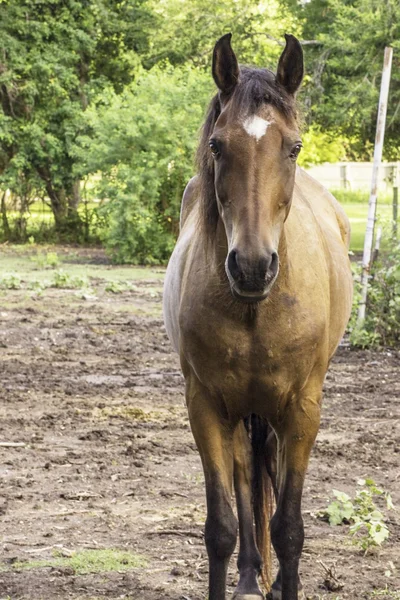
[227,249,241,281]
[269,251,279,277]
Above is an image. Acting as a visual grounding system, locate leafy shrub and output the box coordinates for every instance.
[51,270,87,289]
[33,251,60,268]
[321,479,394,553]
[28,279,47,294]
[99,195,175,264]
[350,237,400,347]
[298,124,347,168]
[0,273,22,289]
[105,280,129,293]
[76,64,213,264]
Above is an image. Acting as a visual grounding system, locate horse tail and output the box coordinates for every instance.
[250,414,274,593]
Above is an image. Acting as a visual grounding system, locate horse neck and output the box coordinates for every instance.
[276,228,290,286]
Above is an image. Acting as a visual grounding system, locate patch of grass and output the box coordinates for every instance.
[369,588,400,599]
[27,279,49,293]
[93,405,161,422]
[330,188,393,205]
[99,266,165,282]
[0,247,165,284]
[112,302,163,317]
[338,202,397,251]
[10,548,147,575]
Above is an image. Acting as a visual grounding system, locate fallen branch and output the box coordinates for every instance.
[0,442,26,448]
[60,492,101,500]
[318,560,344,592]
[147,529,204,539]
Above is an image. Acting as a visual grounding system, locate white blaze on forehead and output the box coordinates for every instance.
[242,115,271,141]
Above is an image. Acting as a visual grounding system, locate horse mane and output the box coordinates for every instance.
[196,66,297,242]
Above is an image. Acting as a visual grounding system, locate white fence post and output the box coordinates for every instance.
[393,163,399,238]
[357,46,393,326]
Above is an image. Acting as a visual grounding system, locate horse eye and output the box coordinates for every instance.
[209,139,220,158]
[289,143,302,160]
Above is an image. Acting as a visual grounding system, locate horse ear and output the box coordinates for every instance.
[212,33,239,94]
[276,34,303,96]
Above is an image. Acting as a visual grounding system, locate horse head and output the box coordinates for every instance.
[200,33,303,303]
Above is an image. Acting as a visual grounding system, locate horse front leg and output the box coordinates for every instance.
[186,376,238,600]
[270,390,321,600]
[232,421,264,599]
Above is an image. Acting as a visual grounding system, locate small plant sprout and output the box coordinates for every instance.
[51,270,88,289]
[33,251,60,268]
[105,280,129,293]
[324,490,354,526]
[369,587,400,599]
[0,273,22,289]
[321,479,395,553]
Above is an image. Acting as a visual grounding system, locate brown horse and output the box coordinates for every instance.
[163,33,353,600]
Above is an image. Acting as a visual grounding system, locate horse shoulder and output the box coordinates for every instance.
[164,178,200,353]
[180,176,199,229]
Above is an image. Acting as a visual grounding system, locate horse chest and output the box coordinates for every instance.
[182,314,312,411]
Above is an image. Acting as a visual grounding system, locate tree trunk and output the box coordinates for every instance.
[37,167,82,237]
[69,180,81,211]
[1,191,11,238]
[46,184,68,229]
[49,185,82,236]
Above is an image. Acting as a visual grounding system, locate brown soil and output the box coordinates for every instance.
[1,255,399,600]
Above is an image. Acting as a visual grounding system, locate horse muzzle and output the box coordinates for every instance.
[226,249,279,303]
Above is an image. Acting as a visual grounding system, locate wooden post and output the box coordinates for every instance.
[357,47,393,326]
[340,164,348,189]
[393,163,399,238]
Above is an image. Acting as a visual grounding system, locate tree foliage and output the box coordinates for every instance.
[350,237,400,348]
[1,0,400,264]
[302,0,400,160]
[77,65,213,263]
[0,0,153,234]
[145,0,302,69]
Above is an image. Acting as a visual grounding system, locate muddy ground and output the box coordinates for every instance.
[0,247,399,600]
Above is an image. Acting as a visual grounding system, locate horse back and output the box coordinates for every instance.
[294,167,351,248]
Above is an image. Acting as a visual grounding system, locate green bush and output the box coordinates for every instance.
[51,270,88,289]
[97,186,176,265]
[0,273,22,289]
[298,125,347,168]
[32,251,60,268]
[350,236,400,348]
[76,64,213,263]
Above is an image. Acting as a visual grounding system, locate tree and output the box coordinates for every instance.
[77,64,213,263]
[301,0,400,160]
[0,0,154,236]
[145,0,303,70]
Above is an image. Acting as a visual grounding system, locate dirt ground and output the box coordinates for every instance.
[0,247,399,600]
